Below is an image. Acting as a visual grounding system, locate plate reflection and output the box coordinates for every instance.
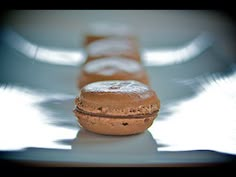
[1,27,213,67]
[150,69,236,155]
[0,85,77,150]
[0,69,236,155]
[71,128,159,163]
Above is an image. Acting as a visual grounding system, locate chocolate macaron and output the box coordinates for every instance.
[77,57,149,89]
[84,22,137,46]
[73,80,160,135]
[85,37,141,63]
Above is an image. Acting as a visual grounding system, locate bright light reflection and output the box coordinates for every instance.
[143,33,213,66]
[0,86,77,150]
[36,47,84,66]
[150,71,236,155]
[2,28,213,67]
[2,28,84,66]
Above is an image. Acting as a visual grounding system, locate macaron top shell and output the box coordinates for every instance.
[85,37,141,63]
[83,57,142,76]
[75,80,160,117]
[86,38,139,56]
[85,22,134,37]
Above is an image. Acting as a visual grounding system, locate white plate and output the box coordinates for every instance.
[0,10,236,166]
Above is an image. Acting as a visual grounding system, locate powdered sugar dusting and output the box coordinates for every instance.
[84,57,141,76]
[83,80,149,94]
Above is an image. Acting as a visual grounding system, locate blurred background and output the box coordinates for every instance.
[0,10,235,166]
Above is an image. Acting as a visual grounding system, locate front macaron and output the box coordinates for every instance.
[73,80,160,135]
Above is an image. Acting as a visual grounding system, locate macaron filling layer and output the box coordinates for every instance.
[75,97,159,116]
[74,106,158,119]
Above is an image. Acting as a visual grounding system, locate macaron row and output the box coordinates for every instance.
[74,24,160,135]
[77,37,149,89]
